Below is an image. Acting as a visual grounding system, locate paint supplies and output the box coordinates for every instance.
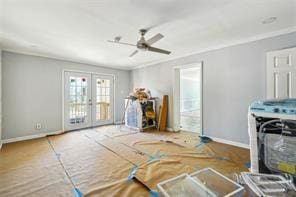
[125,98,157,130]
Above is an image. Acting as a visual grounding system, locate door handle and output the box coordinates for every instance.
[88,99,92,106]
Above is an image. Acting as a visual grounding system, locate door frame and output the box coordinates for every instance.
[173,62,203,134]
[62,69,116,132]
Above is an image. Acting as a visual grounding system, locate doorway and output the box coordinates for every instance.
[63,71,114,131]
[173,63,202,134]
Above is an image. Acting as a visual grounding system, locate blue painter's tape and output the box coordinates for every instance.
[147,152,165,164]
[149,190,159,197]
[199,136,212,143]
[195,136,212,149]
[195,142,204,149]
[245,161,251,168]
[127,164,138,182]
[73,188,83,197]
[215,156,229,161]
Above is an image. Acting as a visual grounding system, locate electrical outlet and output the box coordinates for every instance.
[36,123,42,130]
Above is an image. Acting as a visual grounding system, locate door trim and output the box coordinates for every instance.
[173,62,203,134]
[62,69,116,132]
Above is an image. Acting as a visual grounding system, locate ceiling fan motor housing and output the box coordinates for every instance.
[137,35,149,51]
[139,29,147,36]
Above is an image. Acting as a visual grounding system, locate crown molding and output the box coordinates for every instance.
[2,49,131,71]
[133,26,296,70]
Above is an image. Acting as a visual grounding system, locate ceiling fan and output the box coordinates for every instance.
[107,29,171,57]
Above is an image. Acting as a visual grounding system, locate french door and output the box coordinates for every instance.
[64,71,114,131]
[92,74,114,126]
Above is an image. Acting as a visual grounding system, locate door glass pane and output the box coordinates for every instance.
[106,88,110,96]
[106,80,110,87]
[82,77,87,86]
[70,77,76,86]
[96,78,111,121]
[69,76,88,125]
[76,78,82,86]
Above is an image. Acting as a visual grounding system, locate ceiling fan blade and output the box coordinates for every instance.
[129,50,138,57]
[107,40,136,47]
[146,33,164,45]
[147,46,171,55]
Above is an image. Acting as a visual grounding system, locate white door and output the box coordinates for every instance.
[64,72,92,131]
[92,74,114,126]
[267,47,296,99]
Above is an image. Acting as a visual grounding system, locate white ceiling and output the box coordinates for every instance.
[1,0,296,69]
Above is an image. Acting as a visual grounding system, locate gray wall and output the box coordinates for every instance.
[2,52,131,139]
[132,32,296,145]
[0,49,2,142]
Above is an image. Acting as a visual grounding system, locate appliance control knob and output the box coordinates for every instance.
[273,108,280,113]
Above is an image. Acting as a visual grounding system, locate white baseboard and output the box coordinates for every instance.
[2,130,63,144]
[1,128,249,149]
[166,127,174,132]
[114,121,123,125]
[208,136,250,149]
[166,127,249,149]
